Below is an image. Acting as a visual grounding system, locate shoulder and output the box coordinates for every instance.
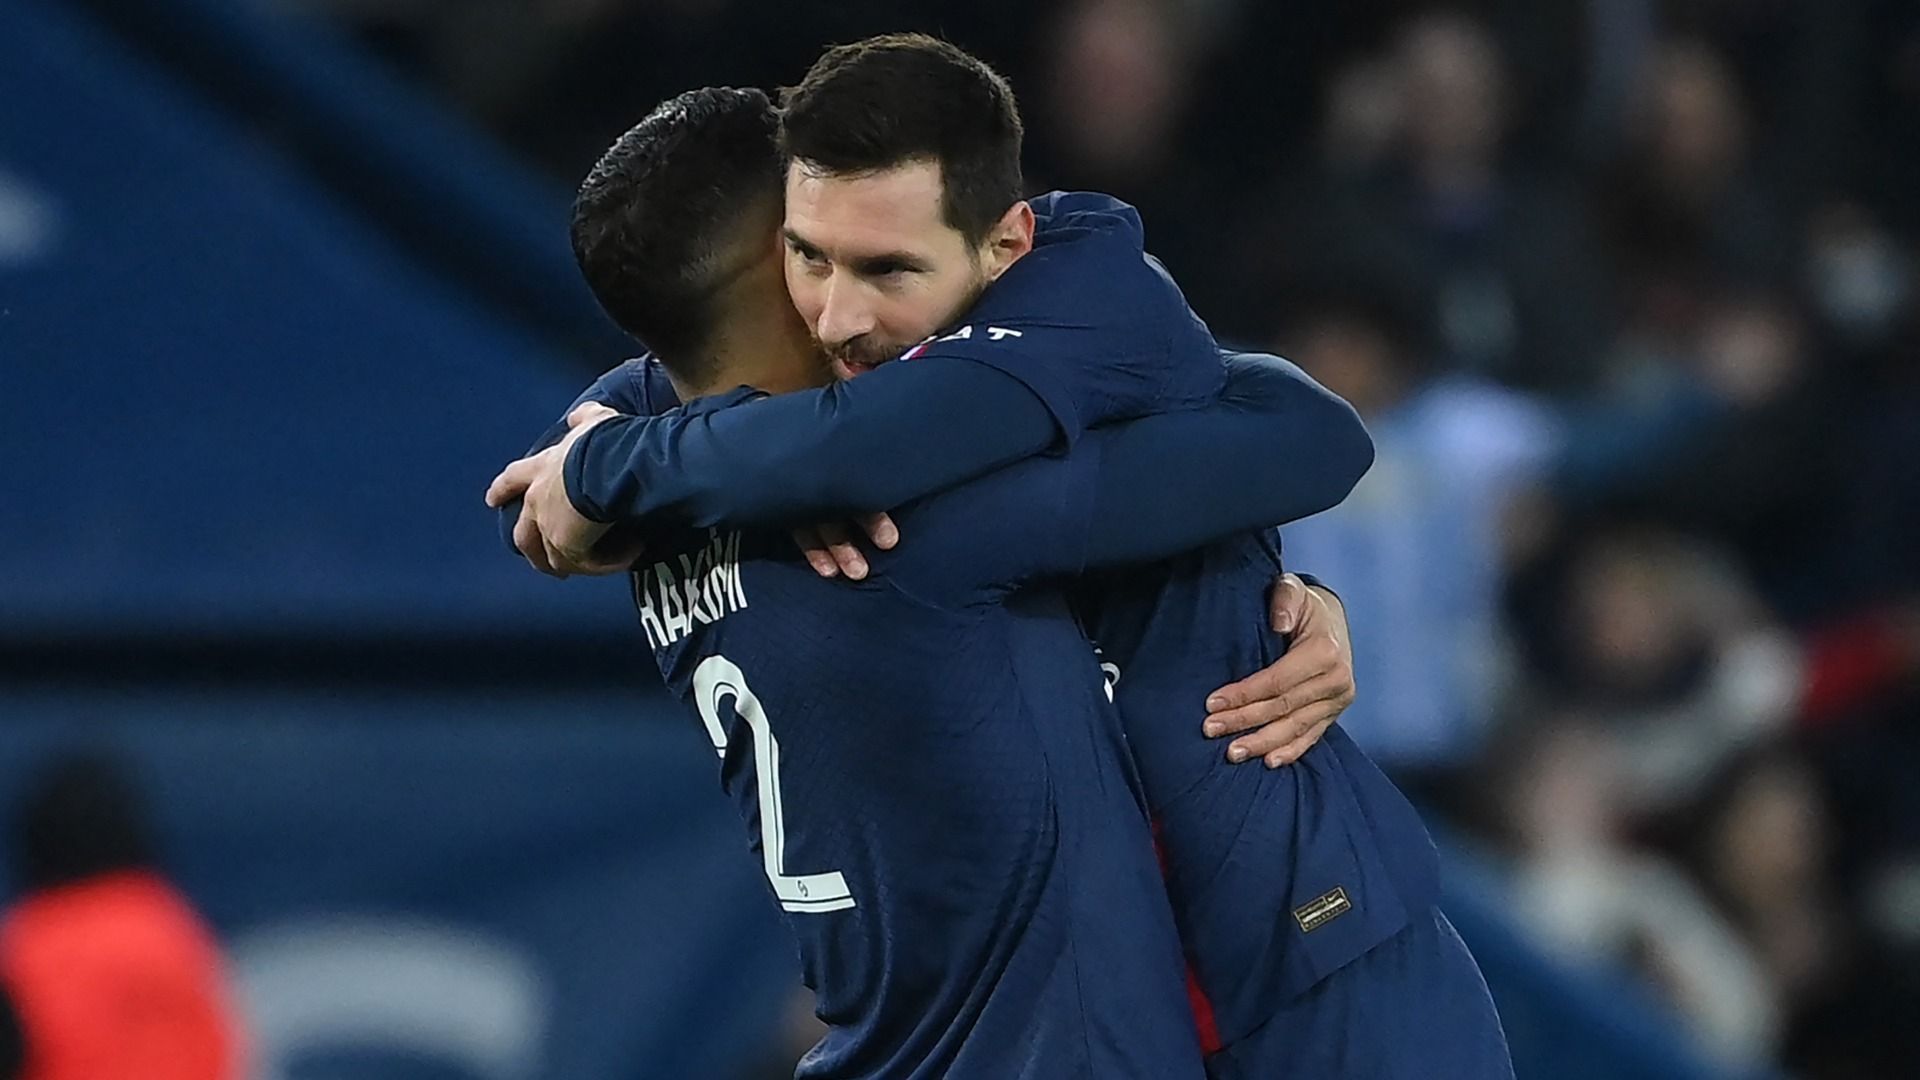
[573,357,650,412]
[632,356,683,414]
[1028,190,1145,249]
[966,194,1181,332]
[574,355,682,417]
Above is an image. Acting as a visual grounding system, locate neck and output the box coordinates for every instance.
[668,264,829,402]
[670,322,826,403]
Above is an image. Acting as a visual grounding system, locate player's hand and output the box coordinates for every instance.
[793,513,899,580]
[1202,575,1355,767]
[484,402,621,509]
[485,402,637,576]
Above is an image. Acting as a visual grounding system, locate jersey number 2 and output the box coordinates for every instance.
[694,655,856,914]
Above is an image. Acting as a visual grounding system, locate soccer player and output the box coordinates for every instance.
[490,85,1375,1078]
[502,36,1512,1079]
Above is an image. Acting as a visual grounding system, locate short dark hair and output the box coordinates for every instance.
[780,33,1024,244]
[571,87,783,382]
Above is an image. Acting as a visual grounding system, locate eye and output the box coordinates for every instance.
[862,261,915,284]
[789,245,829,276]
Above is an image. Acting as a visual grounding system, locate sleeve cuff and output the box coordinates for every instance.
[562,422,620,525]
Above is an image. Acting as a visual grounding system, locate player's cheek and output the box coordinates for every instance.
[784,263,825,319]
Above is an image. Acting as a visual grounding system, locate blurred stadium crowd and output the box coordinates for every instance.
[289,1,1920,1076]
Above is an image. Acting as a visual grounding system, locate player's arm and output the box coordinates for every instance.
[1075,352,1372,569]
[562,355,1066,528]
[492,360,654,555]
[883,352,1371,606]
[524,360,655,455]
[1070,371,1372,768]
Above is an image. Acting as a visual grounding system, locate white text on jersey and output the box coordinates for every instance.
[633,529,749,648]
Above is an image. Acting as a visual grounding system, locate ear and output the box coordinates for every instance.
[979,201,1036,282]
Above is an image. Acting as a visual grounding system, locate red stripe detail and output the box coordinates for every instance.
[900,341,932,361]
[1150,822,1225,1054]
[1184,965,1225,1055]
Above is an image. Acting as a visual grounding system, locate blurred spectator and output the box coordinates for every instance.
[1038,0,1197,183]
[1802,207,1920,610]
[1668,744,1920,1080]
[1608,293,1862,621]
[1279,282,1560,776]
[1598,39,1789,293]
[1508,524,1801,810]
[1317,56,1404,175]
[1489,718,1779,1067]
[0,753,243,1080]
[1684,751,1841,1018]
[1246,12,1614,391]
[1662,0,1872,214]
[1790,668,1920,1078]
[1804,201,1912,359]
[1026,0,1236,308]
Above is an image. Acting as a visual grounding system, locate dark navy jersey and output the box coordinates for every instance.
[630,420,1200,1080]
[547,370,1422,1056]
[524,352,1360,1078]
[930,190,1224,437]
[526,345,1390,1068]
[500,189,1383,1071]
[1072,532,1442,1050]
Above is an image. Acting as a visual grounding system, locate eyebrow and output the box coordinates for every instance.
[782,228,927,274]
[849,253,928,275]
[781,227,820,256]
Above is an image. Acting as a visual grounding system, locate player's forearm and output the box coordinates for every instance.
[1081,354,1373,568]
[563,357,1061,527]
[496,362,649,553]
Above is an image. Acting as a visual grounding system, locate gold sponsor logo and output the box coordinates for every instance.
[1293,887,1352,933]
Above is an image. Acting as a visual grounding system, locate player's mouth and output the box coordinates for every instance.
[832,356,886,380]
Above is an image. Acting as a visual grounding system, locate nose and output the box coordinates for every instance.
[814,273,876,350]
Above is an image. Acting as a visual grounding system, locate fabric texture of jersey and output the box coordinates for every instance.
[543,348,1371,1075]
[498,188,1392,1073]
[1075,529,1445,1049]
[1202,908,1512,1080]
[626,387,1203,1079]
